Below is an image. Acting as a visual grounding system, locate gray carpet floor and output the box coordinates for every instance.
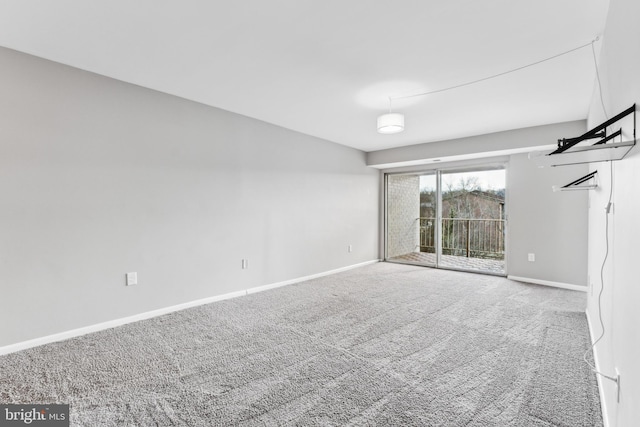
[0,262,602,426]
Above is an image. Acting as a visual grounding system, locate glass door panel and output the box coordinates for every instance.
[386,173,436,266]
[439,169,506,274]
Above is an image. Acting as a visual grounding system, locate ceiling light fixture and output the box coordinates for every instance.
[377,98,404,134]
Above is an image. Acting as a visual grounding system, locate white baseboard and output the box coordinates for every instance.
[0,260,380,356]
[246,259,380,295]
[0,289,246,356]
[507,275,587,292]
[586,310,610,427]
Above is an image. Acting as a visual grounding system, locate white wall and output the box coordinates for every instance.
[586,0,640,425]
[0,47,380,348]
[508,153,588,286]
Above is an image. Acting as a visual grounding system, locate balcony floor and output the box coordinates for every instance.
[388,251,505,275]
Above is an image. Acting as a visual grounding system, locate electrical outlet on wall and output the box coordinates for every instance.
[126,272,137,286]
[348,245,353,253]
[528,253,535,262]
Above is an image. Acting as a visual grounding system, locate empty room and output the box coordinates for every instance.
[1,1,638,426]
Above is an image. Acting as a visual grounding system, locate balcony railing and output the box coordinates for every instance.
[419,217,505,260]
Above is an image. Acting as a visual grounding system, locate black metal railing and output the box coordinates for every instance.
[419,217,505,259]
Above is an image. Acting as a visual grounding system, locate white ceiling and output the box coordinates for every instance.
[0,0,610,152]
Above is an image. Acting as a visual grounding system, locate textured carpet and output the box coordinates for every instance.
[0,263,602,426]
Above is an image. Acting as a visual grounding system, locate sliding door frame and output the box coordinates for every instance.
[384,161,509,276]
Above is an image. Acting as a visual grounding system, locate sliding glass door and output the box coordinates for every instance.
[385,166,506,275]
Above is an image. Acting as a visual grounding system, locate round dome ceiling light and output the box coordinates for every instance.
[377,113,405,134]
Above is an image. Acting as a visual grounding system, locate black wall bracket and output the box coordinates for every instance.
[551,105,635,154]
[552,170,598,192]
[532,104,636,167]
